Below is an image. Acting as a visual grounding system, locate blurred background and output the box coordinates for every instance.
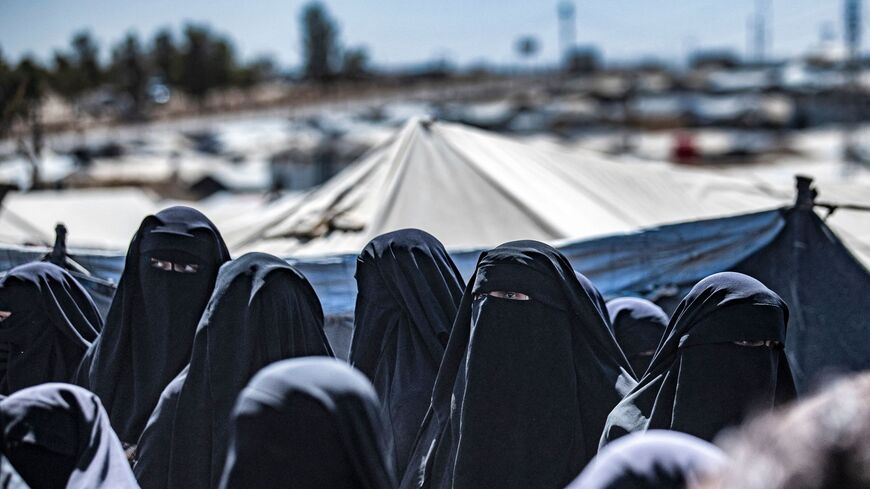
[0,0,867,254]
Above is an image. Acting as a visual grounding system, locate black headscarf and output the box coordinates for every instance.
[350,229,464,475]
[0,383,138,489]
[77,206,230,444]
[0,263,101,395]
[401,241,633,489]
[218,357,396,489]
[601,272,796,445]
[606,298,669,377]
[566,431,725,489]
[133,252,334,489]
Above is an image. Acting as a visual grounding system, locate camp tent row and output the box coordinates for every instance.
[1,118,869,392]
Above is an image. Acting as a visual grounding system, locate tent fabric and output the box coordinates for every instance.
[227,118,784,256]
[0,188,159,250]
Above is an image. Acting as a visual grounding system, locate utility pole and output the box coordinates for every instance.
[558,1,577,69]
[753,0,771,62]
[844,0,862,166]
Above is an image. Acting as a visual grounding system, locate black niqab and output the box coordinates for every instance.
[0,383,138,488]
[133,252,334,489]
[218,358,396,489]
[77,206,230,444]
[401,241,633,489]
[606,298,668,377]
[350,229,464,475]
[600,272,796,445]
[566,431,725,489]
[0,263,101,395]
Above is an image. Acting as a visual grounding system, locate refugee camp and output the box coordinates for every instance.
[0,1,869,488]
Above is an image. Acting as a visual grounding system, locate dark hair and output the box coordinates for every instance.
[715,373,870,489]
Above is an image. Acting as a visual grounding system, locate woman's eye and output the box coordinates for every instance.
[151,258,199,273]
[487,291,531,301]
[734,340,779,348]
[173,263,199,274]
[151,258,173,271]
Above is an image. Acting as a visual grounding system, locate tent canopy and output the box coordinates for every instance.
[228,118,785,256]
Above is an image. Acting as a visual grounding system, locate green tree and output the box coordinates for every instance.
[3,57,47,186]
[151,28,180,85]
[179,24,240,105]
[300,2,340,83]
[341,46,369,80]
[70,30,102,87]
[109,32,147,117]
[180,24,212,103]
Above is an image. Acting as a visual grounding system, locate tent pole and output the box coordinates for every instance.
[794,175,817,210]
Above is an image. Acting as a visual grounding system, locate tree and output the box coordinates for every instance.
[300,2,340,83]
[48,31,103,109]
[1,57,47,187]
[71,30,102,88]
[341,46,369,80]
[515,36,540,60]
[235,56,276,89]
[180,24,213,103]
[109,33,147,117]
[151,28,180,85]
[179,24,241,105]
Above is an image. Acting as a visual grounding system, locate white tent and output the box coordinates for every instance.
[230,118,786,256]
[0,188,160,250]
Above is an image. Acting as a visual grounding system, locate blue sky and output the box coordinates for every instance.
[0,0,857,68]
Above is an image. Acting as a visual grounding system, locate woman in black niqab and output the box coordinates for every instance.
[0,383,138,489]
[77,206,230,444]
[606,298,669,377]
[133,252,334,489]
[401,240,633,489]
[350,229,464,475]
[565,431,725,489]
[600,272,796,446]
[0,263,101,395]
[218,357,396,489]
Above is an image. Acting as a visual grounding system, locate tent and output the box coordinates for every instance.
[225,117,785,256]
[2,178,867,392]
[0,187,160,250]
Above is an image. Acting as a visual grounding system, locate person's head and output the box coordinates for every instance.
[713,372,870,489]
[0,263,101,394]
[567,430,725,489]
[659,272,794,440]
[606,297,669,377]
[83,205,231,443]
[0,383,137,489]
[219,358,395,489]
[352,228,464,368]
[600,272,796,447]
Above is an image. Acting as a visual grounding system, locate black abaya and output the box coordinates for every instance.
[218,358,396,489]
[606,298,668,377]
[401,241,633,489]
[600,272,796,445]
[0,263,101,395]
[0,383,138,488]
[133,252,334,489]
[350,229,464,475]
[76,206,230,444]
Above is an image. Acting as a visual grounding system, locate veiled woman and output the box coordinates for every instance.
[401,241,633,489]
[134,253,334,489]
[600,272,796,445]
[76,206,230,444]
[351,229,464,475]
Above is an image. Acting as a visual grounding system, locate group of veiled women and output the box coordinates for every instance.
[0,206,797,489]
